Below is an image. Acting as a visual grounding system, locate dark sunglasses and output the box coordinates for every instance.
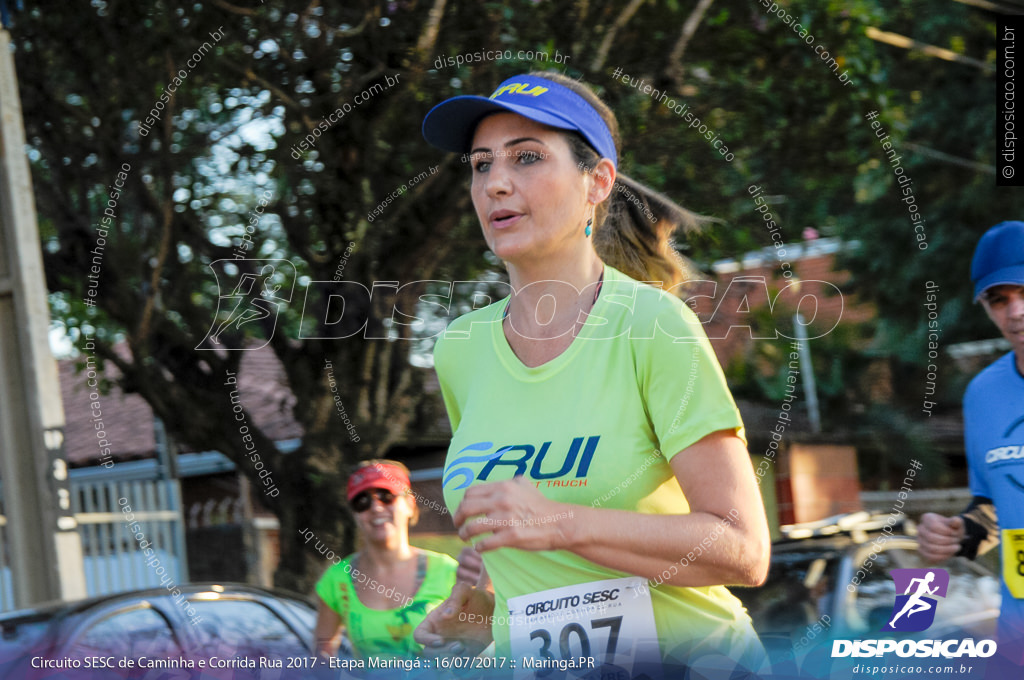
[350,489,400,513]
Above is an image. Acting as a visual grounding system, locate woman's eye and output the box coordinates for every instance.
[472,159,491,172]
[517,150,542,164]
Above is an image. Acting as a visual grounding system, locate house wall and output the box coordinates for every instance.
[776,443,862,525]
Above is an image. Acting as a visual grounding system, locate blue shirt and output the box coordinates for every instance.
[963,351,1024,647]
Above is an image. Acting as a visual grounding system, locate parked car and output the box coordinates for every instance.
[0,583,318,679]
[732,512,1001,651]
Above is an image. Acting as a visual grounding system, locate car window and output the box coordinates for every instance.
[278,598,317,631]
[189,599,307,660]
[0,617,54,677]
[735,549,841,635]
[849,549,898,634]
[69,606,182,660]
[0,617,52,654]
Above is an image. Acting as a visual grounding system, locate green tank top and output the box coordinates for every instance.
[315,549,458,658]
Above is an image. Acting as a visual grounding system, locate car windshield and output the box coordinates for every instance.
[278,597,316,630]
[0,617,55,673]
[734,547,842,635]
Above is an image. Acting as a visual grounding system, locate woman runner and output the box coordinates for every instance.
[314,460,458,659]
[414,72,771,676]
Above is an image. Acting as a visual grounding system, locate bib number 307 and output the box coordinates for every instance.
[507,577,659,679]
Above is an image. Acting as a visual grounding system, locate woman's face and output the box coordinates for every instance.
[354,489,416,544]
[468,113,596,263]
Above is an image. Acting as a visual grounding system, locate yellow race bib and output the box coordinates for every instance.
[1002,529,1024,599]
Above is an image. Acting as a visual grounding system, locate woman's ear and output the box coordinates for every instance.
[407,494,421,527]
[588,158,616,204]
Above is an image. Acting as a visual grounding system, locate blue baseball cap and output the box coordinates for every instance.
[972,220,1024,300]
[422,74,617,167]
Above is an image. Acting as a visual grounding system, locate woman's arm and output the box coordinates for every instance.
[455,429,771,588]
[313,597,343,658]
[568,430,770,587]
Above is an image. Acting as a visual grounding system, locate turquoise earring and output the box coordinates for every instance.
[585,217,593,237]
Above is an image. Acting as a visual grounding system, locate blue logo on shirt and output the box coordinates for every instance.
[986,414,1024,468]
[442,442,511,490]
[443,436,600,490]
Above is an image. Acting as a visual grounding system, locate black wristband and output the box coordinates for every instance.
[954,496,997,560]
[955,514,987,560]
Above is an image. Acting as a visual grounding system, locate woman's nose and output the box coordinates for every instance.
[485,161,513,196]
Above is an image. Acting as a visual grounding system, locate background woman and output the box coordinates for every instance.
[414,72,771,675]
[314,460,458,659]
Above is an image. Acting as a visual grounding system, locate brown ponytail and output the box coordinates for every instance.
[529,70,705,292]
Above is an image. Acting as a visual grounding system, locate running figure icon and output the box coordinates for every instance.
[196,259,297,351]
[883,568,949,632]
[209,264,282,345]
[888,572,939,628]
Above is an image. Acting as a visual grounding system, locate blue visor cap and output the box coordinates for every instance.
[972,220,1024,300]
[422,74,617,167]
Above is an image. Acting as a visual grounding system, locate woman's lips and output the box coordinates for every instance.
[491,213,523,229]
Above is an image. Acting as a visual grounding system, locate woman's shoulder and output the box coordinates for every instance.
[432,298,507,375]
[314,553,357,605]
[442,298,507,335]
[603,265,704,341]
[434,298,506,350]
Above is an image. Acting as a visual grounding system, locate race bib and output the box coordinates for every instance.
[1002,528,1024,599]
[507,576,659,679]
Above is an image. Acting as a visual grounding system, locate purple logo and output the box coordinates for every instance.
[883,568,949,632]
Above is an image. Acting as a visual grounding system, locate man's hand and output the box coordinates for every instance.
[918,513,966,563]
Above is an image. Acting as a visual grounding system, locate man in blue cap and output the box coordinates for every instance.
[918,220,1024,667]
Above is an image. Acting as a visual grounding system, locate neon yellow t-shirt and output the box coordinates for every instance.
[434,263,764,668]
[315,549,458,658]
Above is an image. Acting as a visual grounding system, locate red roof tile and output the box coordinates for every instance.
[60,346,303,466]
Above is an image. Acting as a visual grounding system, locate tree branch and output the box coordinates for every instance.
[220,57,316,130]
[590,0,648,73]
[137,52,180,345]
[208,0,259,17]
[665,0,717,91]
[415,0,448,63]
[332,11,374,39]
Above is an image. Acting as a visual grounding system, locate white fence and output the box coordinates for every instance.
[0,478,186,612]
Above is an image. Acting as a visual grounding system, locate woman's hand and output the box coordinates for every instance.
[453,476,573,552]
[414,582,495,657]
[455,546,487,586]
